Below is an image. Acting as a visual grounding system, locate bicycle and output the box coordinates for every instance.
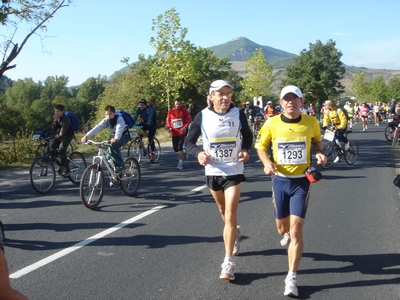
[80,140,141,209]
[126,126,161,163]
[252,114,265,139]
[29,134,87,194]
[33,125,73,158]
[384,115,399,142]
[391,124,400,148]
[321,128,359,169]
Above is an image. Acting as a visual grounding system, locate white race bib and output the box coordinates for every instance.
[323,129,335,141]
[172,118,183,128]
[276,137,307,165]
[209,137,238,163]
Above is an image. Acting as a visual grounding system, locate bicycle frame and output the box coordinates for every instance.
[91,146,115,177]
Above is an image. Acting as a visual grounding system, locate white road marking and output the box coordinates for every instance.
[191,184,207,192]
[9,205,166,279]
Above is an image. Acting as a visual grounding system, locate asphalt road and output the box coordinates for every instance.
[1,122,399,300]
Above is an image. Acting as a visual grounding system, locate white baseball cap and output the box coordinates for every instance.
[280,85,303,99]
[209,80,234,94]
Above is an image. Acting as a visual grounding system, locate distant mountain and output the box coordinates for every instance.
[208,37,297,68]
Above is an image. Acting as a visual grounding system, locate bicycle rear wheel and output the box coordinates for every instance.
[344,140,359,165]
[385,125,394,141]
[80,164,105,209]
[392,129,400,148]
[30,157,56,194]
[68,152,87,185]
[148,138,161,163]
[321,142,335,169]
[127,139,142,163]
[120,157,141,196]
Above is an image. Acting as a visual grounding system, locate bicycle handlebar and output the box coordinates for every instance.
[85,140,113,147]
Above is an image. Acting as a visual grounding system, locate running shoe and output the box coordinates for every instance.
[280,232,290,246]
[176,161,183,170]
[232,225,241,256]
[284,276,299,297]
[333,156,340,163]
[220,261,235,281]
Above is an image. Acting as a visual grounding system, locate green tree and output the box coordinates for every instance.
[149,8,193,109]
[369,75,388,103]
[4,77,42,110]
[350,70,371,101]
[0,0,73,77]
[281,40,345,103]
[387,77,400,101]
[241,48,274,100]
[73,75,107,124]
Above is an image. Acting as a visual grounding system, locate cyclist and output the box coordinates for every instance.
[322,100,349,163]
[166,98,192,169]
[132,99,157,162]
[81,105,130,172]
[244,101,261,131]
[264,101,278,119]
[51,104,74,177]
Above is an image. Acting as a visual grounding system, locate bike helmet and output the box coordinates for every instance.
[267,101,273,104]
[138,99,147,105]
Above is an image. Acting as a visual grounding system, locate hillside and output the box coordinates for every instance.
[230,62,400,96]
[209,37,296,68]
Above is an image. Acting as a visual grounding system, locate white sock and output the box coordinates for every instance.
[224,254,233,263]
[287,271,297,278]
[179,159,183,163]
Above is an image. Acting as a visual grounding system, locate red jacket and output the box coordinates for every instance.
[166,106,192,136]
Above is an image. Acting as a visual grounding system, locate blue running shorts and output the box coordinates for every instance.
[272,175,311,219]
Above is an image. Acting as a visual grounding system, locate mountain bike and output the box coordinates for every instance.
[391,124,400,148]
[33,125,73,158]
[126,126,161,163]
[29,135,86,194]
[80,140,141,209]
[252,114,265,139]
[321,128,359,169]
[384,115,399,142]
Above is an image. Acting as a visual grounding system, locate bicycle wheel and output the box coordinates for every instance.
[120,157,141,196]
[30,157,56,194]
[80,164,105,209]
[148,138,161,163]
[392,129,400,148]
[385,126,394,141]
[127,139,142,163]
[321,142,335,169]
[35,144,46,158]
[344,140,359,165]
[68,152,87,185]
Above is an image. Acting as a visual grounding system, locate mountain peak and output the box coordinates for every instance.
[208,37,296,67]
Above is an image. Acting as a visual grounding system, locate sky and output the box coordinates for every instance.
[3,0,400,86]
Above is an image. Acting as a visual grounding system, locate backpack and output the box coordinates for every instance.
[65,111,79,131]
[336,106,350,121]
[116,110,134,128]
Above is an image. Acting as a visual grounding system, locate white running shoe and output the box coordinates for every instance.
[280,232,290,246]
[176,161,183,170]
[220,261,235,281]
[232,225,241,256]
[333,156,340,163]
[284,277,299,297]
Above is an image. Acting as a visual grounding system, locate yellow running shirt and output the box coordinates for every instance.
[255,114,322,176]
